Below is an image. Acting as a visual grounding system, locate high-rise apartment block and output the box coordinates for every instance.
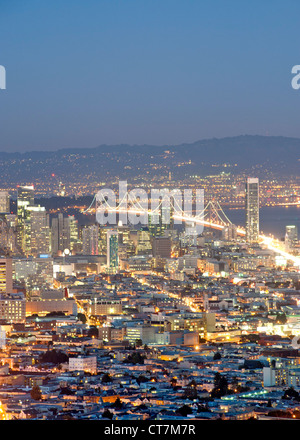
[245,177,259,243]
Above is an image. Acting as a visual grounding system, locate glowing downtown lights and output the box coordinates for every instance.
[260,235,300,267]
[0,401,7,420]
[101,206,300,267]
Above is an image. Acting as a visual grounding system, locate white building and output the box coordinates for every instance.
[69,356,97,374]
[0,293,26,323]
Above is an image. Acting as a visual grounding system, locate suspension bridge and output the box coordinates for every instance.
[83,192,245,233]
[81,191,300,266]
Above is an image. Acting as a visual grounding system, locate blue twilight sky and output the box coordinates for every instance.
[0,0,300,152]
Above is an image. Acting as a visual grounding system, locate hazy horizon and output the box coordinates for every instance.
[0,133,300,155]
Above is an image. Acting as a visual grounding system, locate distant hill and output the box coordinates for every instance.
[0,135,299,185]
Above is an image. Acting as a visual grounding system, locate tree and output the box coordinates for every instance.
[39,349,68,365]
[267,399,272,407]
[60,386,75,396]
[101,373,112,383]
[177,404,193,417]
[77,313,87,324]
[183,385,197,400]
[136,375,149,385]
[111,397,123,409]
[102,409,113,420]
[283,387,300,401]
[170,377,177,387]
[125,351,146,364]
[31,385,42,401]
[135,339,143,347]
[87,326,99,338]
[211,372,229,398]
[276,313,287,324]
[213,352,221,360]
[46,311,65,317]
[197,403,210,413]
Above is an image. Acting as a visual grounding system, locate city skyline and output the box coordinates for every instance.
[0,0,299,426]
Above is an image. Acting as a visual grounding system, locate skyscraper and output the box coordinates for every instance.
[0,192,10,214]
[285,225,298,252]
[152,236,171,259]
[148,202,171,237]
[107,230,119,269]
[51,213,71,255]
[69,215,80,253]
[136,227,152,255]
[29,207,50,256]
[0,257,13,294]
[245,177,259,244]
[17,185,35,253]
[82,225,99,255]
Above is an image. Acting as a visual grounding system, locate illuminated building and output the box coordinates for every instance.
[222,224,237,241]
[26,298,77,316]
[0,218,17,254]
[107,230,119,269]
[98,326,125,342]
[126,323,156,345]
[0,293,26,323]
[69,356,97,374]
[88,299,122,315]
[126,255,152,273]
[166,312,215,335]
[82,224,99,255]
[136,227,152,255]
[245,177,259,243]
[16,186,49,256]
[27,206,50,256]
[13,256,53,292]
[0,258,13,294]
[263,359,300,388]
[148,201,172,237]
[152,237,171,259]
[0,192,10,214]
[69,215,79,252]
[51,213,71,255]
[17,185,34,252]
[285,225,298,252]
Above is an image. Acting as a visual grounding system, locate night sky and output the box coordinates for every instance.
[0,0,300,152]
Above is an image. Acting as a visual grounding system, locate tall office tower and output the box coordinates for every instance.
[51,213,70,255]
[136,227,152,255]
[0,192,10,213]
[245,177,259,244]
[107,230,119,269]
[29,207,50,256]
[0,257,13,293]
[17,185,35,252]
[0,218,17,254]
[117,224,131,244]
[285,225,298,252]
[148,204,170,237]
[152,236,171,259]
[118,226,135,257]
[222,224,238,241]
[82,225,99,255]
[69,215,79,252]
[98,226,108,255]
